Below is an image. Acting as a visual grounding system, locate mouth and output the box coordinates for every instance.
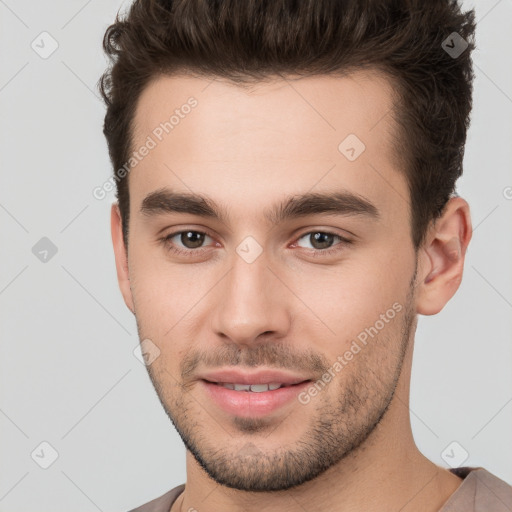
[202,380,310,392]
[200,379,313,417]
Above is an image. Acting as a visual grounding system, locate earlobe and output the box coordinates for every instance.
[416,197,472,316]
[110,203,135,315]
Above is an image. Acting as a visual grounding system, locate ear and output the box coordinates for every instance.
[111,203,135,315]
[415,197,472,316]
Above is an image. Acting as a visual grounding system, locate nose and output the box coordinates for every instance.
[210,250,291,347]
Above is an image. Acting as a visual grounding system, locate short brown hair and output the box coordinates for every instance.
[99,0,476,251]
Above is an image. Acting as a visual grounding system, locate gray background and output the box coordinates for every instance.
[0,0,511,510]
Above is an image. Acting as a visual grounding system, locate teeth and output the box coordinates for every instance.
[234,384,251,391]
[218,382,284,392]
[249,384,272,392]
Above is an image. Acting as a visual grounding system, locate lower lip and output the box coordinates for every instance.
[200,380,311,418]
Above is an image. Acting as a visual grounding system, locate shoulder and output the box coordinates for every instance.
[471,468,512,508]
[441,467,512,511]
[126,484,185,512]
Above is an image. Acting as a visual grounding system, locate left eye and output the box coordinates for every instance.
[295,231,346,250]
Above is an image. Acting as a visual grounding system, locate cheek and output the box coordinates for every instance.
[129,249,226,381]
[129,248,218,341]
[287,256,409,343]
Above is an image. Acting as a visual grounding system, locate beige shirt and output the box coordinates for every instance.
[127,467,512,512]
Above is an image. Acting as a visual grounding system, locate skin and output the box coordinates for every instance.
[111,70,472,512]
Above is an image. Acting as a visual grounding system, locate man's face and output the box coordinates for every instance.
[120,71,419,491]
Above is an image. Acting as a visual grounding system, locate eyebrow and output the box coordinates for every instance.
[139,187,380,225]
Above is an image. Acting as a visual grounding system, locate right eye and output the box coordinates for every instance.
[160,229,217,257]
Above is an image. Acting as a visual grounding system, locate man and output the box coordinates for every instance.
[100,0,512,511]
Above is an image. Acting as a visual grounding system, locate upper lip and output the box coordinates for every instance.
[199,368,311,385]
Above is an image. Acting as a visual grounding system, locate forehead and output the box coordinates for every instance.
[129,71,408,222]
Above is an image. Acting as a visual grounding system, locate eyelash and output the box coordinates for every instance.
[159,229,353,259]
